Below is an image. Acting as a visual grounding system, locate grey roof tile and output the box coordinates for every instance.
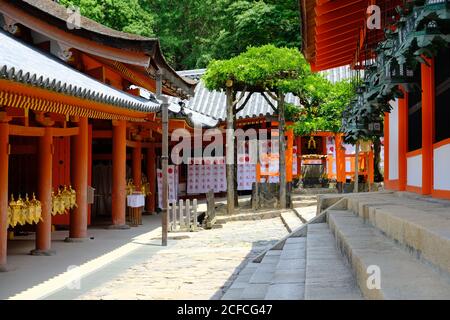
[0,30,160,113]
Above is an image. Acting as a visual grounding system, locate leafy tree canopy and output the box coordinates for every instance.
[290,79,356,136]
[59,0,155,37]
[202,45,309,93]
[58,0,301,70]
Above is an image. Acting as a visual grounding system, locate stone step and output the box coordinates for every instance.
[347,194,450,274]
[292,199,317,208]
[280,211,304,233]
[291,195,317,201]
[328,210,450,299]
[305,223,363,300]
[223,250,283,300]
[293,188,338,195]
[265,238,306,300]
[293,206,317,224]
[221,262,259,300]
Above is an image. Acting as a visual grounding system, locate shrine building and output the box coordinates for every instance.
[0,0,196,270]
[300,0,450,199]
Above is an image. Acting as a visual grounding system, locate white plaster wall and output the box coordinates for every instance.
[407,154,422,187]
[434,143,450,190]
[388,100,399,180]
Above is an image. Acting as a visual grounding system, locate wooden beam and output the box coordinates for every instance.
[93,130,113,139]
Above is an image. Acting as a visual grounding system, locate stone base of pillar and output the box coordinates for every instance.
[0,264,17,272]
[30,249,56,256]
[106,224,130,230]
[64,237,90,243]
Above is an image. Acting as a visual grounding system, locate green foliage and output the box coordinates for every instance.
[341,0,450,144]
[292,79,355,136]
[204,45,354,136]
[59,0,155,37]
[202,45,309,92]
[59,0,301,70]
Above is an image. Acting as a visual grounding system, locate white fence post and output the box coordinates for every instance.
[192,199,198,231]
[179,199,184,229]
[171,202,177,231]
[185,199,191,231]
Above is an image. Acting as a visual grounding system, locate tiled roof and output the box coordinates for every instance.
[0,30,160,113]
[169,70,302,124]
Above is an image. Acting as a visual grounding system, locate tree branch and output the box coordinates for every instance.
[261,92,277,112]
[264,89,278,101]
[232,86,248,107]
[234,92,254,114]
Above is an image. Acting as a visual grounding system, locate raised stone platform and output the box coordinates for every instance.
[222,191,450,300]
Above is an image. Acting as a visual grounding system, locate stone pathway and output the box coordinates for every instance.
[76,218,288,300]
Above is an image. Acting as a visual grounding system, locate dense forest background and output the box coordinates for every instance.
[59,0,301,71]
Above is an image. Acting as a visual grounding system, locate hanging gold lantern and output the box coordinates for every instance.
[61,186,72,211]
[69,185,77,209]
[15,195,26,226]
[31,193,42,223]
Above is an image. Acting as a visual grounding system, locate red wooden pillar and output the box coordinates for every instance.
[67,117,88,241]
[398,88,408,191]
[286,129,294,182]
[0,121,9,269]
[384,112,390,184]
[32,127,54,255]
[88,124,92,225]
[368,150,374,184]
[296,136,302,178]
[421,57,435,195]
[335,134,345,184]
[111,120,128,229]
[132,141,142,189]
[146,146,156,213]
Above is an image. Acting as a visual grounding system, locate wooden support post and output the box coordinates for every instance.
[398,88,408,191]
[354,140,360,193]
[421,57,434,195]
[161,97,169,246]
[32,127,55,255]
[0,121,9,269]
[132,141,142,189]
[225,85,235,215]
[146,147,156,213]
[335,134,344,192]
[67,117,88,241]
[111,120,129,229]
[278,93,287,209]
[296,136,302,179]
[384,112,390,185]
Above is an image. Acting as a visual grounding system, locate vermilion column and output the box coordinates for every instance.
[67,117,88,241]
[421,58,435,195]
[398,89,408,191]
[111,120,128,228]
[384,112,390,184]
[146,147,156,213]
[335,134,345,189]
[132,141,142,189]
[32,127,54,255]
[296,136,302,178]
[0,121,9,269]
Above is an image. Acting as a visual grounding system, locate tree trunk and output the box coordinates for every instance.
[233,115,239,207]
[278,93,287,209]
[226,86,235,215]
[354,140,360,193]
[373,137,383,182]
